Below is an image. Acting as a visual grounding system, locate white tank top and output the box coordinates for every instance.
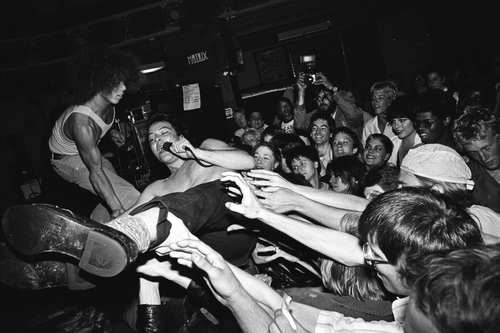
[48,105,114,155]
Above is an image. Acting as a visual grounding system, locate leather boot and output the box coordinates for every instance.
[2,203,139,277]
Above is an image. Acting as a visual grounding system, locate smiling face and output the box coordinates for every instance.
[332,132,358,158]
[462,130,500,171]
[427,72,446,90]
[414,112,446,144]
[148,121,183,165]
[310,118,332,145]
[291,156,318,183]
[371,91,391,116]
[254,146,278,171]
[363,137,390,168]
[391,117,415,140]
[315,90,334,112]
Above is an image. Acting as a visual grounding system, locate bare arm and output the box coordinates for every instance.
[255,187,351,230]
[171,138,255,170]
[221,172,365,266]
[169,239,276,333]
[70,114,125,217]
[248,169,369,212]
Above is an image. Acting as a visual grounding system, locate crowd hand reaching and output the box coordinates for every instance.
[245,169,294,191]
[109,129,126,147]
[252,242,300,265]
[136,254,194,286]
[220,171,266,220]
[269,309,309,333]
[313,72,334,91]
[168,239,245,307]
[254,273,273,286]
[255,187,299,214]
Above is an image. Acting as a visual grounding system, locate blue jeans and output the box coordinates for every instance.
[51,154,140,222]
[279,287,395,322]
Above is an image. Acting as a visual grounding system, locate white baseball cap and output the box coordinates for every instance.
[401,144,475,190]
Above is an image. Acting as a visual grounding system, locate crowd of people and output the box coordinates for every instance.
[1,45,500,333]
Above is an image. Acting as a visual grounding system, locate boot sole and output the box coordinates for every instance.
[2,204,132,277]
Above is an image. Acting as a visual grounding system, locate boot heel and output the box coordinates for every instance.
[79,231,128,277]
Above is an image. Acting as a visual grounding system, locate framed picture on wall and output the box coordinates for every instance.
[254,47,289,83]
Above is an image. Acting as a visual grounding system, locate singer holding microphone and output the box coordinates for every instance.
[48,45,144,222]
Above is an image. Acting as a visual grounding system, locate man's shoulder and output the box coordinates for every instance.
[200,138,230,150]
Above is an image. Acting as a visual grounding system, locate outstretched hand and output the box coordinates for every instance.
[220,171,266,220]
[245,169,294,191]
[168,239,244,306]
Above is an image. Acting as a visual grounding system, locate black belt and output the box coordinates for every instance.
[52,152,66,160]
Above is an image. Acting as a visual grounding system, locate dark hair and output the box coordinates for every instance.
[252,141,282,171]
[408,244,500,333]
[64,45,144,105]
[414,89,457,121]
[20,304,112,333]
[331,126,360,153]
[270,133,306,156]
[358,187,483,286]
[365,133,394,156]
[457,79,496,115]
[386,95,419,122]
[275,97,293,115]
[361,164,401,191]
[246,110,264,122]
[452,108,500,148]
[148,113,189,139]
[286,145,321,174]
[326,156,365,195]
[260,124,284,142]
[308,111,336,138]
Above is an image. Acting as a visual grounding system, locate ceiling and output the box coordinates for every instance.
[0,0,163,40]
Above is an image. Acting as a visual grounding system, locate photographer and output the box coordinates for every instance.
[294,61,368,140]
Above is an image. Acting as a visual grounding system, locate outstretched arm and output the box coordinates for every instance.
[169,239,276,333]
[221,171,365,266]
[247,169,369,212]
[169,137,254,170]
[70,114,125,217]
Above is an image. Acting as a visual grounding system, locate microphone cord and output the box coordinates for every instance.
[183,146,212,167]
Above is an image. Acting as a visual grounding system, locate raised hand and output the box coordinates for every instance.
[245,169,294,191]
[220,171,266,220]
[168,239,244,306]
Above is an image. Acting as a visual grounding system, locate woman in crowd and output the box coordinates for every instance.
[326,155,365,195]
[252,141,281,172]
[286,145,328,189]
[386,95,422,166]
[363,133,393,170]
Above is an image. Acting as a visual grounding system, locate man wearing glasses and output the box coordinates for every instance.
[411,89,457,149]
[160,176,484,332]
[294,72,368,140]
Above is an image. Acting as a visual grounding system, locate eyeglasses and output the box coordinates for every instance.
[363,243,391,266]
[413,75,424,81]
[413,119,438,129]
[314,93,332,102]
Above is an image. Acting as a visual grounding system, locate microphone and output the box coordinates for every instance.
[162,142,173,151]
